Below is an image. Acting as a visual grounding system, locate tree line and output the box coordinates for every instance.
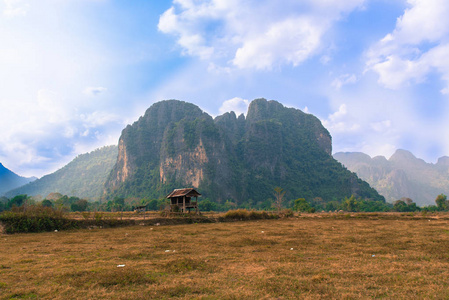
[1,192,448,213]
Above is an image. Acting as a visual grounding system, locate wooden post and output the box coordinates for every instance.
[183,196,186,213]
[195,196,198,215]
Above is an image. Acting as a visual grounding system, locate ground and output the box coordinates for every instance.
[1,213,449,299]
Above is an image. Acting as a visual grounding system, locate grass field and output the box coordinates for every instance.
[2,213,449,299]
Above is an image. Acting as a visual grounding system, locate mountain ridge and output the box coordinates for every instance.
[334,149,449,205]
[0,163,36,196]
[104,98,384,205]
[6,145,118,200]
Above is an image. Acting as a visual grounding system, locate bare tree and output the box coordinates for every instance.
[273,187,286,213]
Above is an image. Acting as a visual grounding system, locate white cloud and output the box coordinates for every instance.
[83,86,107,97]
[331,74,357,89]
[327,104,347,121]
[219,97,249,116]
[80,111,121,128]
[233,17,322,70]
[323,104,361,133]
[388,0,449,44]
[370,120,392,133]
[361,143,397,160]
[159,0,366,70]
[3,0,29,17]
[0,89,122,177]
[0,1,131,177]
[367,0,449,91]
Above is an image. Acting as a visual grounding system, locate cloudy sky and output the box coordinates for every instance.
[1,0,449,177]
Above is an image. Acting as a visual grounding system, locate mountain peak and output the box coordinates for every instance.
[6,145,118,199]
[334,152,372,165]
[104,99,382,203]
[246,98,288,123]
[437,156,449,167]
[0,163,36,196]
[335,149,449,206]
[389,149,416,161]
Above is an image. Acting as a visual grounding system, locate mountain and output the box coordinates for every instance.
[104,99,384,205]
[334,150,449,206]
[0,163,36,196]
[6,145,118,200]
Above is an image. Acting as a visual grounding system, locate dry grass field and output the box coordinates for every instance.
[2,213,449,299]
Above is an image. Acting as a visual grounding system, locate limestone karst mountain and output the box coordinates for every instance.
[104,99,384,205]
[334,149,449,206]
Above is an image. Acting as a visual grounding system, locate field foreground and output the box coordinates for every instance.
[2,214,449,299]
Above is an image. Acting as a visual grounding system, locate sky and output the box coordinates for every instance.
[1,0,449,178]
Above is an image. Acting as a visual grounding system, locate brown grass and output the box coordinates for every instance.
[2,214,449,299]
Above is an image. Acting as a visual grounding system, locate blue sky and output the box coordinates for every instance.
[1,0,449,177]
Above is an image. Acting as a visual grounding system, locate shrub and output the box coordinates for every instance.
[294,198,315,213]
[223,209,249,220]
[279,209,295,217]
[94,212,103,222]
[0,205,78,234]
[81,212,91,220]
[222,209,279,221]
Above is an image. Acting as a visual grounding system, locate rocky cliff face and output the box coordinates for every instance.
[104,99,383,204]
[334,150,449,206]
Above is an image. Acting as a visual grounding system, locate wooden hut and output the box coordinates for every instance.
[166,188,201,213]
[134,205,147,212]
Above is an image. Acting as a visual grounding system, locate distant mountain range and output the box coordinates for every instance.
[334,150,449,206]
[5,146,117,200]
[0,163,36,196]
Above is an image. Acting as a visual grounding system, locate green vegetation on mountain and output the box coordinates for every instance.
[105,99,384,206]
[6,146,118,200]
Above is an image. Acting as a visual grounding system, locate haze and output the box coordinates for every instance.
[1,0,448,177]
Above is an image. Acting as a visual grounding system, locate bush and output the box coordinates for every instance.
[221,209,278,221]
[279,209,295,217]
[223,209,249,219]
[0,205,78,234]
[294,198,314,212]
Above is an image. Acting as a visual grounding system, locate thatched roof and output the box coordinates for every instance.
[166,188,201,198]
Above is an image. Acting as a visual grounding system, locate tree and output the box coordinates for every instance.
[41,199,54,208]
[342,195,358,212]
[70,199,88,212]
[402,197,413,205]
[145,199,159,211]
[199,199,215,212]
[294,198,315,213]
[223,200,237,211]
[435,194,448,211]
[393,200,408,212]
[393,198,420,212]
[325,201,339,212]
[273,187,286,213]
[112,197,125,211]
[8,194,28,208]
